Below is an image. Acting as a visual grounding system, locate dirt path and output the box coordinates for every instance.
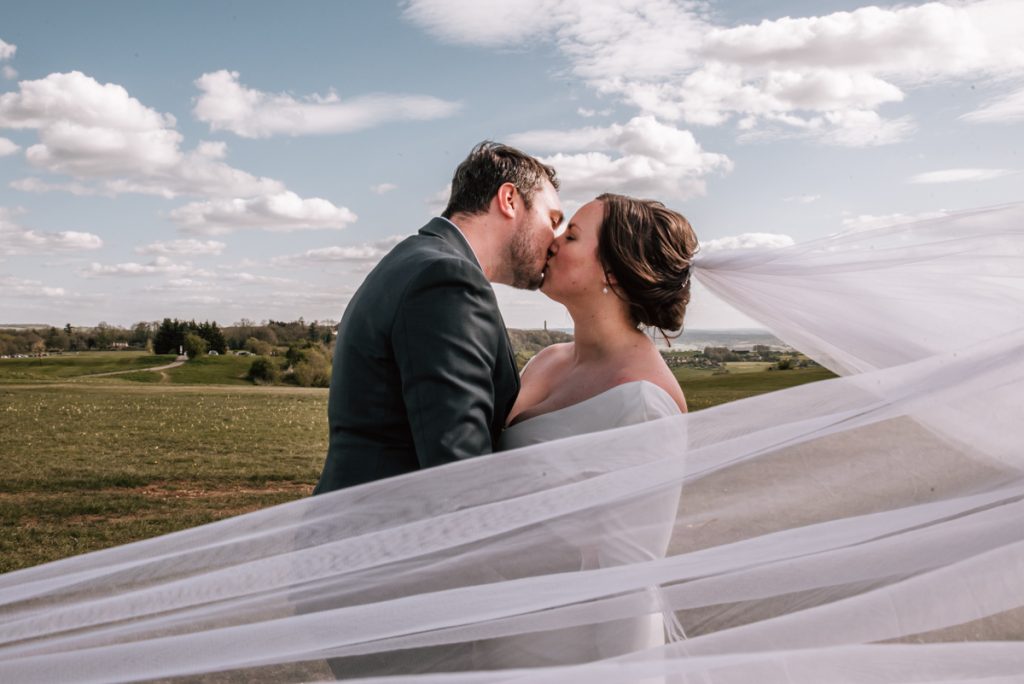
[83,355,188,378]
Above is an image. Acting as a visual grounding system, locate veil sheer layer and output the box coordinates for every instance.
[1,203,1022,682]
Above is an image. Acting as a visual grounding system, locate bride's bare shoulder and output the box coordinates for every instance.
[614,346,688,413]
[522,342,573,376]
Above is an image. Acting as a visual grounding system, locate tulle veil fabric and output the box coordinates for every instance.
[1,203,1023,682]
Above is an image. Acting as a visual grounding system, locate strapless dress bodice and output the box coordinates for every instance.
[499,380,681,450]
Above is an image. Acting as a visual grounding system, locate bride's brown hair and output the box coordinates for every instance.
[596,193,698,333]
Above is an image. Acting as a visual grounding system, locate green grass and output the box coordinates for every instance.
[0,353,836,573]
[120,353,256,386]
[679,365,837,411]
[722,361,776,374]
[0,352,176,384]
[0,384,326,572]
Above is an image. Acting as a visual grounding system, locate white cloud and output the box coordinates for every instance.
[841,210,948,231]
[426,183,451,216]
[1,275,67,299]
[0,75,357,238]
[0,207,103,256]
[179,294,224,305]
[908,168,1016,184]
[370,182,397,194]
[170,191,357,234]
[136,239,226,256]
[819,110,916,147]
[701,233,795,253]
[220,272,297,285]
[508,116,731,201]
[0,136,18,156]
[402,0,559,48]
[700,3,1019,77]
[407,0,1024,147]
[0,71,285,199]
[81,256,201,278]
[961,85,1024,124]
[273,236,406,265]
[10,177,98,195]
[2,65,16,80]
[193,70,461,138]
[148,278,211,291]
[577,107,612,118]
[783,194,820,204]
[0,38,15,61]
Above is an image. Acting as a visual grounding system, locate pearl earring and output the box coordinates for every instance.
[602,286,609,294]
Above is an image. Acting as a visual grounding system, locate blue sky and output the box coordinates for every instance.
[1,0,1022,329]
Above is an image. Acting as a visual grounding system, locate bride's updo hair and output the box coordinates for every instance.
[596,193,698,332]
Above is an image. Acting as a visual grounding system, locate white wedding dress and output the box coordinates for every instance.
[478,381,682,668]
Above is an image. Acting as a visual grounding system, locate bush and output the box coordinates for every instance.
[244,337,272,356]
[183,333,208,360]
[291,347,331,387]
[248,356,280,385]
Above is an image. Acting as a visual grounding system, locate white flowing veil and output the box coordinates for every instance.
[2,203,1023,682]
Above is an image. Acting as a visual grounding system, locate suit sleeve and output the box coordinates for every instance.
[392,258,502,468]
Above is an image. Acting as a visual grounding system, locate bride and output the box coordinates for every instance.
[2,200,1023,682]
[506,192,692,430]
[482,193,697,668]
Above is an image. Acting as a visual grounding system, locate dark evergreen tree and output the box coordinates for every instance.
[153,318,187,354]
[208,321,227,353]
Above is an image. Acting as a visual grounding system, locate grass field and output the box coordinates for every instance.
[0,351,176,384]
[0,351,259,386]
[677,363,835,411]
[0,354,836,572]
[0,382,327,572]
[114,353,256,386]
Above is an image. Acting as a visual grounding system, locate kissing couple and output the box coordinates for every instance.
[314,141,697,495]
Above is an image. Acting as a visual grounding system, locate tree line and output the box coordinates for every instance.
[0,318,338,357]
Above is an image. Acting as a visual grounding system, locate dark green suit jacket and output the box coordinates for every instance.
[313,218,520,493]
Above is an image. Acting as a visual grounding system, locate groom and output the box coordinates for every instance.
[313,142,562,493]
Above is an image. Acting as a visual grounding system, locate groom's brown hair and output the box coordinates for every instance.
[442,141,559,219]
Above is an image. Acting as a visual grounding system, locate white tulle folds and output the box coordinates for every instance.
[2,203,1023,683]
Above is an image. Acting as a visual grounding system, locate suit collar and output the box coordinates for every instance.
[419,217,482,270]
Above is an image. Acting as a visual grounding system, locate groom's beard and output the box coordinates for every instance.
[507,229,546,290]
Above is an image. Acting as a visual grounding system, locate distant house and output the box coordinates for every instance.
[110,342,129,350]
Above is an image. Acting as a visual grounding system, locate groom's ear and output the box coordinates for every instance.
[494,182,518,220]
